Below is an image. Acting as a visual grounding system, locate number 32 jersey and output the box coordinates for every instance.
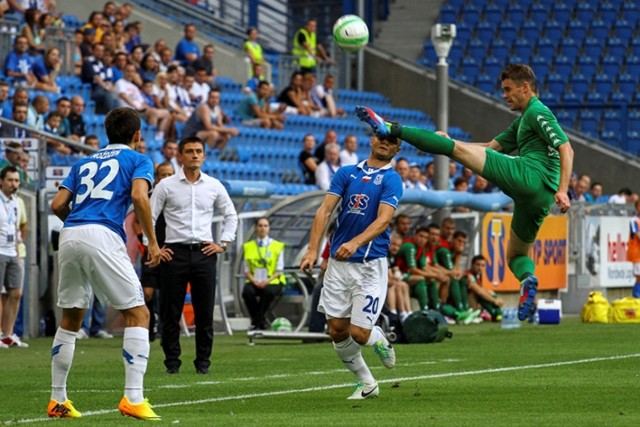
[60,144,154,242]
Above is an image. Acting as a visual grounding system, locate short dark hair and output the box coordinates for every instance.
[471,255,486,264]
[426,223,440,232]
[453,230,467,239]
[104,107,140,145]
[257,80,270,89]
[56,97,70,106]
[178,135,205,153]
[1,165,19,179]
[162,140,177,149]
[500,63,538,96]
[254,216,270,226]
[415,225,430,235]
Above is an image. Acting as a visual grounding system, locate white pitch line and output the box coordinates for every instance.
[10,353,640,425]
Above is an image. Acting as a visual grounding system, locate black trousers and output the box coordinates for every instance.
[160,243,216,370]
[242,283,283,328]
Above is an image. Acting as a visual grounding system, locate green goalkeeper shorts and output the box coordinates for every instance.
[482,149,555,243]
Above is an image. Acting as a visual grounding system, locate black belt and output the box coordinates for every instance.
[170,242,206,251]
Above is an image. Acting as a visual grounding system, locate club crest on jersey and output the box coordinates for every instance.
[348,194,369,215]
[374,175,383,185]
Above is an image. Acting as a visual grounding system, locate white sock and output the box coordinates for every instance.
[365,325,387,347]
[123,327,150,404]
[333,336,375,385]
[390,309,398,315]
[400,311,411,322]
[51,328,77,402]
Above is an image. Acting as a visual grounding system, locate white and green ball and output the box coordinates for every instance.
[333,14,369,52]
[271,317,292,332]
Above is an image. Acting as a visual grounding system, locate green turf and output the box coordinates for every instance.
[2,317,640,426]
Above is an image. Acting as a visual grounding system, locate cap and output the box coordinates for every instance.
[83,27,96,35]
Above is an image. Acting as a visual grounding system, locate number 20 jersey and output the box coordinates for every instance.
[60,144,154,242]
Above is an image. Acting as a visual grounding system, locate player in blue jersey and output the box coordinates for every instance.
[48,108,162,421]
[300,131,404,400]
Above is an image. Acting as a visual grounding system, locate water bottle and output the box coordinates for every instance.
[39,316,46,337]
[501,308,519,329]
[528,309,540,325]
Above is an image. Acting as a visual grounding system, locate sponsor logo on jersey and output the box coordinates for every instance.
[348,194,369,215]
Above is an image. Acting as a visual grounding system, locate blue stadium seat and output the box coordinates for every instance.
[600,130,619,148]
[630,37,640,56]
[594,74,614,97]
[539,92,558,106]
[506,3,527,26]
[530,3,547,22]
[530,56,550,80]
[475,74,496,94]
[475,21,494,43]
[561,91,583,106]
[602,109,622,133]
[629,110,640,132]
[482,56,502,77]
[483,3,503,25]
[578,109,599,137]
[601,55,622,77]
[455,22,472,44]
[610,91,631,104]
[559,38,579,61]
[512,39,533,60]
[490,38,510,59]
[552,2,572,24]
[575,3,596,22]
[546,73,567,94]
[554,109,576,128]
[622,1,640,26]
[536,37,556,58]
[570,73,590,95]
[613,19,633,41]
[467,39,486,61]
[567,20,588,41]
[553,56,572,76]
[439,4,457,23]
[577,55,597,78]
[586,92,605,105]
[598,2,618,24]
[461,4,481,26]
[544,20,564,41]
[498,20,517,41]
[521,20,540,40]
[606,37,626,58]
[627,131,640,156]
[625,55,640,75]
[589,20,609,40]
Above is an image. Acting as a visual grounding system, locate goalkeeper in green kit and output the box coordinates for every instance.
[357,63,574,322]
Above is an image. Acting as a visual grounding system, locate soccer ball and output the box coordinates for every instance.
[271,317,292,332]
[333,14,369,52]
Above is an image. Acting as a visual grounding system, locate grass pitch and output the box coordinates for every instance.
[2,317,639,426]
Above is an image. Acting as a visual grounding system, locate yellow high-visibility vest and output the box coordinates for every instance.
[243,239,286,285]
[292,27,316,68]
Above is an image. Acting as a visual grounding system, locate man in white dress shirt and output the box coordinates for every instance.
[339,134,358,166]
[315,142,341,191]
[150,135,238,375]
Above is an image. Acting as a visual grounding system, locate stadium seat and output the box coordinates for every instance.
[544,20,564,41]
[598,2,618,24]
[536,37,556,58]
[475,21,493,43]
[490,38,510,59]
[530,56,549,81]
[555,109,576,128]
[539,92,558,106]
[551,2,572,24]
[461,4,481,26]
[622,1,640,26]
[530,3,547,22]
[475,74,496,94]
[610,91,631,104]
[601,56,622,78]
[627,131,640,156]
[575,3,596,22]
[521,20,540,40]
[629,109,640,132]
[570,73,591,96]
[602,109,623,133]
[482,56,502,77]
[559,38,579,61]
[576,56,597,78]
[467,38,486,61]
[512,39,533,60]
[630,37,640,56]
[593,74,614,97]
[553,56,573,76]
[546,73,567,94]
[498,20,517,41]
[567,20,588,41]
[586,92,605,105]
[606,37,627,58]
[613,19,633,41]
[561,91,583,106]
[583,37,603,58]
[626,55,640,75]
[483,3,503,25]
[506,3,527,26]
[600,130,619,148]
[578,109,599,136]
[589,20,609,40]
[439,4,457,23]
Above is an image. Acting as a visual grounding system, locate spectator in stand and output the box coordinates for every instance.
[301,71,322,117]
[408,163,427,190]
[609,187,633,204]
[0,80,9,118]
[243,27,264,67]
[392,214,412,239]
[117,2,134,26]
[158,47,175,73]
[79,27,96,59]
[190,44,217,88]
[453,177,470,212]
[182,89,238,150]
[0,104,28,138]
[242,217,286,330]
[189,67,211,106]
[32,47,62,93]
[424,161,435,189]
[21,7,45,55]
[80,11,105,43]
[235,80,285,130]
[310,74,344,118]
[159,140,180,170]
[315,142,341,191]
[314,129,338,163]
[44,111,72,155]
[67,95,86,140]
[470,174,490,193]
[3,87,28,119]
[3,36,36,87]
[81,42,117,114]
[292,18,333,74]
[26,95,49,131]
[101,31,117,56]
[128,45,144,70]
[139,53,159,83]
[165,64,193,122]
[277,71,311,115]
[111,19,127,52]
[585,182,605,203]
[340,134,358,166]
[394,157,412,188]
[103,1,117,24]
[0,142,29,183]
[175,23,200,67]
[71,29,83,75]
[134,137,146,154]
[244,63,263,94]
[150,39,167,62]
[298,133,318,185]
[17,151,34,186]
[573,177,589,202]
[124,21,142,53]
[153,71,170,109]
[448,160,459,190]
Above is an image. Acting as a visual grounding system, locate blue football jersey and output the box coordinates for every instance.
[328,161,403,263]
[60,144,154,242]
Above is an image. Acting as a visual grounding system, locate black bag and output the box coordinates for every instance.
[402,309,453,344]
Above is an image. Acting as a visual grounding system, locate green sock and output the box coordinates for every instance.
[508,255,535,282]
[397,126,455,156]
[440,304,458,318]
[427,281,440,310]
[410,279,429,311]
[447,279,464,311]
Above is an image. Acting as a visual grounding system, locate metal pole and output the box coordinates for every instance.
[356,0,365,91]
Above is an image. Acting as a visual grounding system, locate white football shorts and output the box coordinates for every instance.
[57,225,145,310]
[633,262,640,276]
[318,257,388,329]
